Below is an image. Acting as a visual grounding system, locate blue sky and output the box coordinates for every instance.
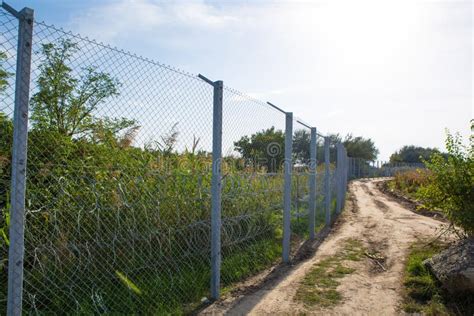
[6,0,473,160]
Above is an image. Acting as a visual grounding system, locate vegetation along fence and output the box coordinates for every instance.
[347,158,425,179]
[0,3,356,314]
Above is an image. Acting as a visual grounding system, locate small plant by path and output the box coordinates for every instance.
[294,238,365,308]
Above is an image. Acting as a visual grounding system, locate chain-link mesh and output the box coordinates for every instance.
[0,8,19,313]
[220,88,285,286]
[329,143,338,220]
[1,7,218,314]
[347,157,424,179]
[0,5,356,314]
[291,122,311,241]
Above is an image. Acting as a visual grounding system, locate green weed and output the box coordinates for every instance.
[294,238,364,308]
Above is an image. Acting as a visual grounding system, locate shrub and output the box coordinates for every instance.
[392,169,431,196]
[416,127,474,236]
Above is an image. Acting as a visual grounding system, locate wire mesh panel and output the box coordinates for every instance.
[347,157,424,179]
[313,136,326,233]
[0,8,19,313]
[1,7,218,314]
[291,121,311,241]
[220,88,285,286]
[330,143,338,220]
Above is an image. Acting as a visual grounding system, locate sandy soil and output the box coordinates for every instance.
[201,179,449,315]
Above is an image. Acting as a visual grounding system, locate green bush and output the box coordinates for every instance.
[416,126,474,236]
[390,169,431,197]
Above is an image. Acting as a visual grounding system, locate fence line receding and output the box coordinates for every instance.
[0,3,420,314]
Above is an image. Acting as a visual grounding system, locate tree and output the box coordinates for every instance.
[30,39,134,140]
[0,52,10,94]
[234,127,284,172]
[0,52,12,211]
[288,131,379,163]
[389,145,444,164]
[313,133,378,162]
[322,134,343,162]
[293,129,310,162]
[343,134,379,161]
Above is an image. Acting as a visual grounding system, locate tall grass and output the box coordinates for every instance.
[0,128,339,314]
[389,169,431,198]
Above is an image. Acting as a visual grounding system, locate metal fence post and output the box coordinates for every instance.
[357,158,361,178]
[7,5,34,316]
[336,144,342,214]
[343,147,348,208]
[324,137,331,226]
[282,112,293,263]
[351,157,355,179]
[198,74,223,300]
[348,157,352,179]
[352,157,356,179]
[210,79,223,300]
[308,127,317,239]
[340,146,345,209]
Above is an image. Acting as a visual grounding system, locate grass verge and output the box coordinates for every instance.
[294,238,365,308]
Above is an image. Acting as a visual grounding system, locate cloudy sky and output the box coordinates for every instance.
[9,0,473,160]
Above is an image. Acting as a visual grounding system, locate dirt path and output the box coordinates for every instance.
[203,179,447,315]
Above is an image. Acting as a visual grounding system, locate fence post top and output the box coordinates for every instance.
[1,2,33,19]
[198,73,222,87]
[19,6,33,18]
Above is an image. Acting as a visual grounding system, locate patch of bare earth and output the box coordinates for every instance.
[200,179,449,315]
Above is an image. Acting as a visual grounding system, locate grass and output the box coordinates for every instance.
[294,238,365,308]
[388,169,431,199]
[402,241,474,315]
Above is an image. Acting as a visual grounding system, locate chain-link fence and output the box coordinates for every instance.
[1,3,351,314]
[348,157,425,179]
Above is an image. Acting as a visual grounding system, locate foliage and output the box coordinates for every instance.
[343,134,379,161]
[416,128,474,236]
[30,39,135,139]
[390,145,446,164]
[234,126,285,172]
[0,51,11,94]
[390,169,431,197]
[386,124,473,237]
[318,133,379,162]
[281,130,379,163]
[293,129,310,162]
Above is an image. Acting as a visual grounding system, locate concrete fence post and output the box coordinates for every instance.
[7,5,34,316]
[336,144,342,214]
[308,127,317,239]
[210,80,223,300]
[282,112,293,263]
[324,137,331,226]
[198,73,224,301]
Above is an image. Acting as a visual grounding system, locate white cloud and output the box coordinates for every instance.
[70,0,239,43]
[66,0,472,160]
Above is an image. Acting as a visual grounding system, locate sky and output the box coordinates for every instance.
[6,0,474,160]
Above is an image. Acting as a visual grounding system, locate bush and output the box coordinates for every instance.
[416,128,474,236]
[392,169,431,196]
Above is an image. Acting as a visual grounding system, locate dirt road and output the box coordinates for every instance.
[203,179,447,315]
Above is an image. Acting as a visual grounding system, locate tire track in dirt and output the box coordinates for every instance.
[201,179,449,315]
